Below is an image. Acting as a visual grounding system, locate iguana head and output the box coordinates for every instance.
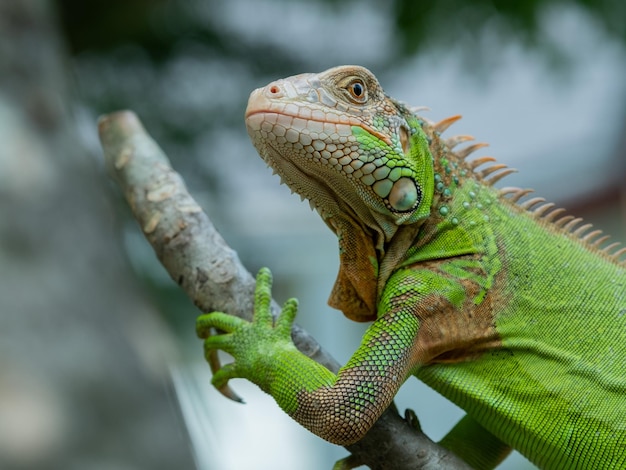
[245,65,435,321]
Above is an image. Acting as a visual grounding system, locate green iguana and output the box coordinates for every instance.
[196,65,626,469]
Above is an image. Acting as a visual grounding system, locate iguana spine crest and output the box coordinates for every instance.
[427,115,625,265]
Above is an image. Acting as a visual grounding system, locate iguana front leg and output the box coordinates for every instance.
[197,267,421,445]
[197,267,336,408]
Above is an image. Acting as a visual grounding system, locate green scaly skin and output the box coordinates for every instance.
[197,66,626,469]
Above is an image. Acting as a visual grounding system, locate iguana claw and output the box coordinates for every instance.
[405,407,422,432]
[196,268,299,403]
[208,349,243,403]
[196,312,247,403]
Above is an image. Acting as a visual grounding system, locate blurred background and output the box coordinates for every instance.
[1,0,624,469]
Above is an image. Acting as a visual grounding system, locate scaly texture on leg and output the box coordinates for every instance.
[197,268,421,445]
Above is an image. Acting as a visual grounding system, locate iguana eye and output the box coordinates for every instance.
[388,177,420,212]
[346,79,367,103]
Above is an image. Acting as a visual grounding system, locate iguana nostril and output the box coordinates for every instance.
[268,83,282,96]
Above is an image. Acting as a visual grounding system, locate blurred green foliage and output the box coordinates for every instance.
[392,0,626,54]
[57,0,625,64]
[56,0,306,71]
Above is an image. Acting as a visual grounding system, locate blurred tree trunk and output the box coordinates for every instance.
[0,1,195,468]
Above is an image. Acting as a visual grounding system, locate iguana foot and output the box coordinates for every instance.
[196,267,299,401]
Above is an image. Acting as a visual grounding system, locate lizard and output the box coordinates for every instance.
[196,65,626,469]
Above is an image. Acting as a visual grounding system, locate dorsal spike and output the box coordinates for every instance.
[411,106,430,114]
[432,114,462,134]
[457,142,489,159]
[486,168,517,185]
[445,134,474,149]
[563,218,584,231]
[581,229,604,242]
[572,223,593,236]
[501,187,534,203]
[554,215,575,228]
[520,197,546,210]
[469,156,497,170]
[533,202,556,217]
[478,164,508,179]
[610,246,626,259]
[602,242,622,254]
[498,186,521,196]
[542,207,567,222]
[589,234,611,248]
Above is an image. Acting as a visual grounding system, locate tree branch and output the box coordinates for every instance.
[97,110,470,470]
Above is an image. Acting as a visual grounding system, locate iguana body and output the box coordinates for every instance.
[197,66,626,469]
